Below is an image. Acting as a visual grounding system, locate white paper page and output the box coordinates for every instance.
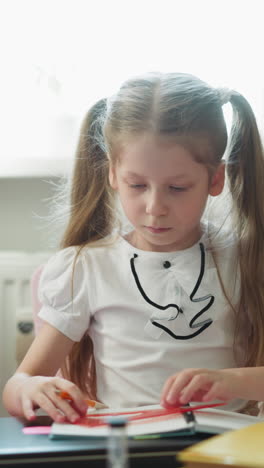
[50,405,260,439]
[195,408,259,433]
[51,404,193,438]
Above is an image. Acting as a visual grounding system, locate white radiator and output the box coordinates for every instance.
[0,251,51,416]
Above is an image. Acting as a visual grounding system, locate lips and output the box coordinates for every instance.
[145,226,171,233]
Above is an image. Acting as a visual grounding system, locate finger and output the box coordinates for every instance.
[34,393,67,423]
[40,384,82,423]
[51,394,84,422]
[54,379,88,415]
[202,382,229,403]
[187,389,208,402]
[164,372,194,406]
[179,374,211,404]
[160,375,177,406]
[20,397,37,421]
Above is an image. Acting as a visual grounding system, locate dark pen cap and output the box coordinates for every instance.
[106,416,128,428]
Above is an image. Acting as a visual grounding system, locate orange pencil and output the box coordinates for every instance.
[56,390,107,409]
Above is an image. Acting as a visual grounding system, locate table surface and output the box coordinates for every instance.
[0,416,212,467]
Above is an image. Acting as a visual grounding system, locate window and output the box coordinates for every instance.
[0,0,263,176]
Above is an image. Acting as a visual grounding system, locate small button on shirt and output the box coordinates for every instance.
[38,231,244,411]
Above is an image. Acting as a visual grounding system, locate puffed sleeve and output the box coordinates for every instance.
[38,247,91,341]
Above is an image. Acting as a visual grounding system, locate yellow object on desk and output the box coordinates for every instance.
[179,421,264,468]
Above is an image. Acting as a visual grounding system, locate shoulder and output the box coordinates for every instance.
[40,246,80,284]
[79,235,128,266]
[40,236,125,283]
[204,225,240,300]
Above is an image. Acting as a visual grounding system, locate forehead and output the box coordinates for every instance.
[116,134,208,178]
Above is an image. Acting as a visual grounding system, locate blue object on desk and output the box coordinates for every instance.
[0,416,213,467]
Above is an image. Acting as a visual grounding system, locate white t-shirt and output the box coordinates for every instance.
[38,230,245,410]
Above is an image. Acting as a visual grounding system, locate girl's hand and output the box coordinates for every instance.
[160,368,242,408]
[18,375,88,422]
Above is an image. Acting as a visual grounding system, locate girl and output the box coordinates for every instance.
[3,72,264,423]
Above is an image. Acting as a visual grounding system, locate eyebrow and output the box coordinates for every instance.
[123,171,190,181]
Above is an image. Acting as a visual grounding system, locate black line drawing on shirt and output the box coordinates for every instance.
[130,243,214,340]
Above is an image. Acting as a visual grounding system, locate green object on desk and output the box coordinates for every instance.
[133,429,196,440]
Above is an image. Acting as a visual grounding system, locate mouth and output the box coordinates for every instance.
[145,226,172,234]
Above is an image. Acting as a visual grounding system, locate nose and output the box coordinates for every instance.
[145,190,168,216]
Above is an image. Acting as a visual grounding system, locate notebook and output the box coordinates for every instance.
[50,404,258,439]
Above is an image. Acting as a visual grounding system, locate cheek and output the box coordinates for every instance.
[119,192,139,217]
[178,190,208,217]
[190,195,209,220]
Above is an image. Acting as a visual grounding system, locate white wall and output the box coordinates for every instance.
[0,177,61,252]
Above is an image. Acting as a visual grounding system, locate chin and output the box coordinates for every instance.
[143,238,177,251]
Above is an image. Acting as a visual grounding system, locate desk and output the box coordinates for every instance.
[0,416,212,467]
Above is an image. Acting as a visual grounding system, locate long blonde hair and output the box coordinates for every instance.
[60,98,116,398]
[60,72,264,398]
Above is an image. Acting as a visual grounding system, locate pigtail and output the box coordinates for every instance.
[60,98,115,399]
[226,92,264,367]
[61,98,115,248]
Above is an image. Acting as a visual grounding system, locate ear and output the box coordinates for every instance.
[109,164,118,190]
[209,162,225,197]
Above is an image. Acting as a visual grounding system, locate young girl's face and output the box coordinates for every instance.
[109,133,224,252]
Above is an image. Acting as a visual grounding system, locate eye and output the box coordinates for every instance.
[129,184,146,189]
[170,186,187,192]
